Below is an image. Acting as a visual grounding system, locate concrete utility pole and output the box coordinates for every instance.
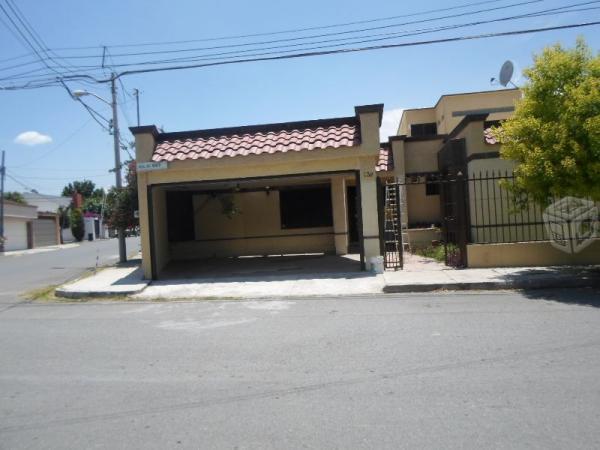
[133,88,140,126]
[0,150,5,253]
[111,75,126,263]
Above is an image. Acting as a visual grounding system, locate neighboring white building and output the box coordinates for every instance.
[21,192,74,243]
[3,200,37,251]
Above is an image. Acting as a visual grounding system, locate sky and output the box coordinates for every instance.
[0,0,598,195]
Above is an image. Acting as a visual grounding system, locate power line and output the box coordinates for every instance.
[9,0,547,63]
[118,20,600,77]
[1,19,599,90]
[68,3,598,70]
[0,1,595,85]
[40,0,523,49]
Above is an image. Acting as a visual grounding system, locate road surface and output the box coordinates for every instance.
[0,289,599,449]
[0,237,140,309]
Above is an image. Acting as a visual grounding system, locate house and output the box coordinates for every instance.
[380,88,599,268]
[2,200,37,251]
[131,105,384,280]
[21,192,72,244]
[132,89,599,279]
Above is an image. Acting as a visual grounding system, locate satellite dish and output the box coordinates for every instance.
[499,60,515,87]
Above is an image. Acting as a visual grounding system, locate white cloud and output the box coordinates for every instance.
[14,131,53,146]
[379,108,404,141]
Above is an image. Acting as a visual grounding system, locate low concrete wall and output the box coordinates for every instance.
[170,234,335,260]
[467,239,600,268]
[408,227,442,249]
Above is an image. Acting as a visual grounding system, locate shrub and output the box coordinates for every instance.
[70,208,85,242]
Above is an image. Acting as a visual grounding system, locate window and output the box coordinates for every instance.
[484,120,501,130]
[411,122,437,137]
[279,186,333,229]
[425,180,440,196]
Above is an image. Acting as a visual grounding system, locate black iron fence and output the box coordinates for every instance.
[467,170,600,247]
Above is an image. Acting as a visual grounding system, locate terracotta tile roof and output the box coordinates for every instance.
[152,117,360,162]
[376,144,393,172]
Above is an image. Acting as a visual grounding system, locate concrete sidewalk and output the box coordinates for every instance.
[53,261,600,300]
[383,265,600,293]
[2,243,79,257]
[55,264,149,298]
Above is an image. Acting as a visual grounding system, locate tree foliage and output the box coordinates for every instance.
[105,161,139,230]
[61,179,97,199]
[3,191,27,204]
[70,208,85,242]
[494,39,600,203]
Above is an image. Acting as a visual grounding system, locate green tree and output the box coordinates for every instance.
[62,180,96,199]
[3,191,27,204]
[70,208,85,242]
[494,39,600,203]
[105,161,139,230]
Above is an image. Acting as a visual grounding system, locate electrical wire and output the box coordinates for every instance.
[0,19,598,90]
[0,1,595,85]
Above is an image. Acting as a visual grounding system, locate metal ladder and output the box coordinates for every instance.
[383,182,402,270]
[398,182,411,253]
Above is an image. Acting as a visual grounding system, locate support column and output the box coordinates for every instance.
[359,159,382,270]
[330,176,348,255]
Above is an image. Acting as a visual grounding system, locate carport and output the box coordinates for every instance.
[131,104,384,280]
[147,172,363,279]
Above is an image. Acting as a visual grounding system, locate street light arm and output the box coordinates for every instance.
[82,91,111,106]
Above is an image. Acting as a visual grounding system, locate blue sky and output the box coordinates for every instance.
[0,0,598,195]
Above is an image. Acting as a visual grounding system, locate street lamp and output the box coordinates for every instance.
[71,78,126,263]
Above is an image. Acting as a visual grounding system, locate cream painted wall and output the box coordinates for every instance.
[467,239,600,268]
[398,89,521,137]
[166,188,335,260]
[406,184,441,226]
[435,89,521,134]
[404,139,443,174]
[152,187,170,275]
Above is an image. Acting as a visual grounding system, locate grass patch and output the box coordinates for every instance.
[414,243,458,263]
[24,285,58,301]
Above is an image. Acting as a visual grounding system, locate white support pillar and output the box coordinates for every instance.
[330,176,348,255]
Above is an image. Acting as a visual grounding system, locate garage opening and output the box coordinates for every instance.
[148,172,362,279]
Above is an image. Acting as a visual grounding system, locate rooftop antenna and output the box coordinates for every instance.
[491,60,519,88]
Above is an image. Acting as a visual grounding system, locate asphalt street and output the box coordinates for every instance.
[0,288,599,449]
[0,237,140,309]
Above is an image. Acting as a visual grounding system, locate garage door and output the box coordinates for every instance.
[33,217,58,247]
[4,218,28,251]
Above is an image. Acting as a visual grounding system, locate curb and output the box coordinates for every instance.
[54,286,149,299]
[383,275,600,293]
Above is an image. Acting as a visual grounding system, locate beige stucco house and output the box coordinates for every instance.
[131,105,384,280]
[132,88,599,278]
[379,88,599,267]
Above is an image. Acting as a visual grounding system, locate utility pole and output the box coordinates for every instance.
[0,150,5,253]
[111,75,126,263]
[133,88,140,126]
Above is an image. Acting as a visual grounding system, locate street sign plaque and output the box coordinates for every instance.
[137,161,168,172]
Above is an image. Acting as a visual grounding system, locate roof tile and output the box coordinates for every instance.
[152,122,359,162]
